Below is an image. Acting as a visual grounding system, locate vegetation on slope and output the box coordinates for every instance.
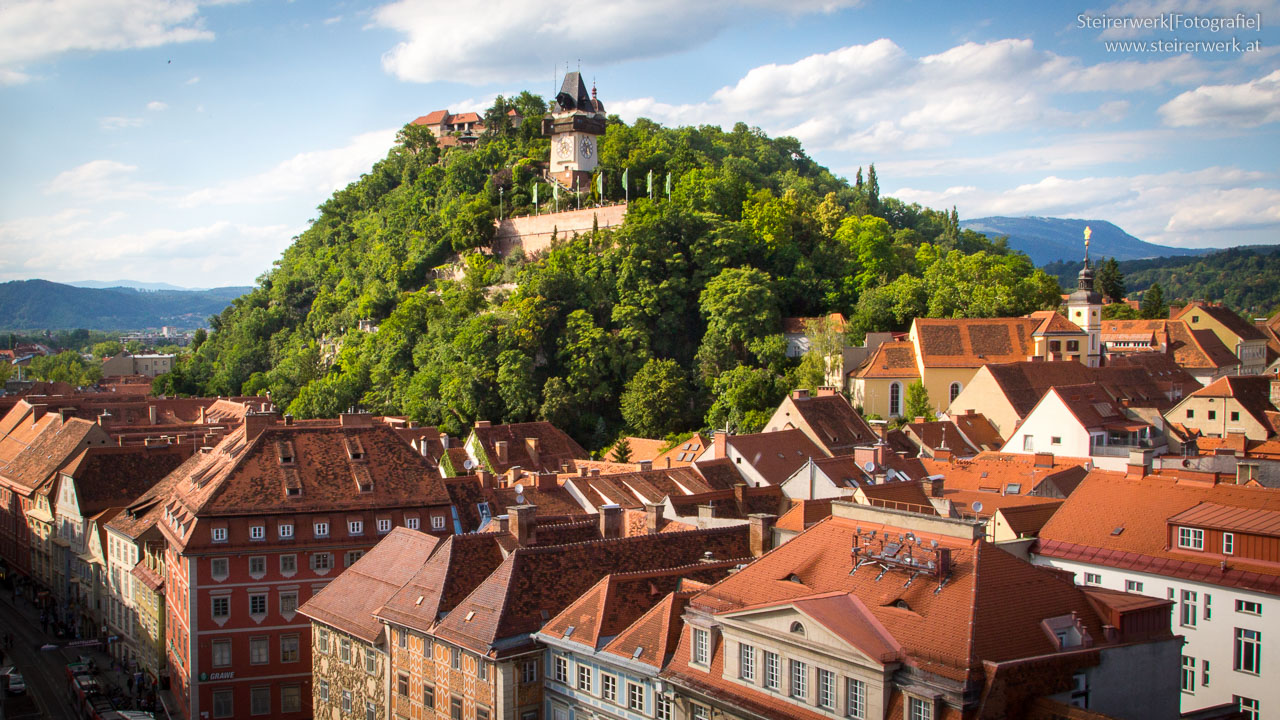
[162,95,1062,449]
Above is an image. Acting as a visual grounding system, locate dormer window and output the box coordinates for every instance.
[249,525,265,541]
[349,520,364,536]
[211,527,227,543]
[345,437,366,461]
[279,523,294,539]
[789,621,806,636]
[276,440,296,465]
[1177,526,1204,550]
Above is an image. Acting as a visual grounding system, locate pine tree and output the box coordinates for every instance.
[855,167,863,190]
[1097,257,1126,303]
[1140,283,1167,319]
[612,436,632,463]
[866,164,880,210]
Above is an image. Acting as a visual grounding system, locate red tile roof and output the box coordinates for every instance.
[1167,322,1240,371]
[0,416,110,494]
[1176,301,1267,342]
[606,437,668,463]
[1029,311,1085,336]
[726,429,825,485]
[854,341,919,378]
[996,501,1065,537]
[920,453,1089,497]
[412,109,449,125]
[913,318,1039,367]
[300,527,442,642]
[951,412,1006,451]
[59,445,187,517]
[1167,501,1280,537]
[776,394,878,455]
[775,499,834,532]
[470,421,588,474]
[375,532,508,634]
[1188,375,1278,434]
[599,589,695,668]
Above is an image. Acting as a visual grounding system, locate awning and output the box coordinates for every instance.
[1104,421,1149,432]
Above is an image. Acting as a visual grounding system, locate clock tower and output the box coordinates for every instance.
[543,72,606,191]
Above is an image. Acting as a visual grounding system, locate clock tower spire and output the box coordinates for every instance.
[543,71,606,191]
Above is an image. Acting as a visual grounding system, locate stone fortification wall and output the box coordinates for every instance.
[493,203,627,256]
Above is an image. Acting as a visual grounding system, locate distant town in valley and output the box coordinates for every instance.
[2,70,1278,720]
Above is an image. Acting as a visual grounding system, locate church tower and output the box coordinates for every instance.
[1066,226,1103,367]
[542,72,606,191]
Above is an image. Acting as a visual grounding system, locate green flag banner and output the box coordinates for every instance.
[647,170,653,195]
[532,182,538,205]
[553,183,559,201]
[665,172,672,197]
[622,167,629,189]
[596,172,603,198]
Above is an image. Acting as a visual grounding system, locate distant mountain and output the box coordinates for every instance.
[960,216,1211,265]
[0,280,251,330]
[68,279,197,291]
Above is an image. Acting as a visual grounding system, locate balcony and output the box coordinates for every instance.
[1090,440,1168,457]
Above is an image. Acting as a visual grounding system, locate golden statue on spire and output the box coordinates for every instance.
[1083,225,1092,263]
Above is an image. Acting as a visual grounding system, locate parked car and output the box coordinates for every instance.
[1,666,25,694]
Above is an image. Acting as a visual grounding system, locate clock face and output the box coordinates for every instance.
[579,136,594,159]
[557,136,573,159]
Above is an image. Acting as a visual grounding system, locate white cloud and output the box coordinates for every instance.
[0,67,30,85]
[878,130,1169,178]
[1085,0,1277,39]
[185,75,199,84]
[0,0,221,79]
[1158,69,1280,127]
[147,100,168,111]
[45,160,162,201]
[371,0,861,85]
[323,15,341,24]
[100,115,145,130]
[180,129,398,207]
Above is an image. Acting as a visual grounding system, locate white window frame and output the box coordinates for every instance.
[764,650,780,690]
[1223,532,1234,555]
[627,682,644,712]
[790,659,808,699]
[1234,628,1261,675]
[278,522,294,539]
[249,524,265,541]
[554,655,568,684]
[601,673,617,702]
[847,677,866,719]
[739,643,756,682]
[577,664,593,692]
[692,628,710,666]
[377,517,392,533]
[1178,526,1204,550]
[348,519,364,536]
[314,521,329,538]
[211,527,227,543]
[818,668,836,709]
[405,516,420,530]
[1181,656,1196,694]
[432,514,446,531]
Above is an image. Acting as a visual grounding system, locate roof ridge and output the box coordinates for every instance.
[510,522,746,555]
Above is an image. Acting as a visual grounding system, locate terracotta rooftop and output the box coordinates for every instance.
[599,589,696,669]
[726,429,825,485]
[913,317,1039,367]
[375,532,508,635]
[1048,384,1148,432]
[854,341,919,379]
[980,361,1174,422]
[775,498,835,533]
[1036,470,1280,595]
[469,421,587,474]
[905,420,980,457]
[1028,310,1085,336]
[776,393,878,455]
[1176,301,1267,342]
[1167,501,1280,537]
[996,501,1065,537]
[0,416,109,494]
[1187,375,1278,434]
[951,411,1006,451]
[920,453,1090,497]
[652,433,710,467]
[444,474,587,532]
[300,527,442,642]
[605,437,668,463]
[59,444,188,517]
[1167,322,1240,371]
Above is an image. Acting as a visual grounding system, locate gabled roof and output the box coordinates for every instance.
[1168,501,1280,537]
[1187,375,1278,433]
[980,361,1171,421]
[444,474,588,532]
[600,589,696,668]
[726,429,825,485]
[412,109,449,125]
[904,420,980,457]
[1028,310,1084,336]
[853,341,919,379]
[995,502,1064,538]
[951,412,1006,451]
[1047,384,1145,432]
[300,527,442,642]
[1036,470,1280,595]
[469,421,587,474]
[0,416,108,494]
[375,533,508,634]
[1167,322,1240,371]
[912,317,1039,367]
[920,453,1090,497]
[1176,301,1267,342]
[58,445,187,517]
[775,499,834,533]
[776,393,878,455]
[723,590,902,663]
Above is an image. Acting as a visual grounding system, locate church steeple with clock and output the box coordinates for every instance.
[542,71,606,191]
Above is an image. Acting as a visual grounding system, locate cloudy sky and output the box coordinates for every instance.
[1,0,1277,288]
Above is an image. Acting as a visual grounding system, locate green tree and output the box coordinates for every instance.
[1096,257,1126,303]
[24,351,102,386]
[620,358,688,437]
[91,341,122,358]
[705,365,786,434]
[904,380,933,420]
[1102,303,1139,320]
[611,437,633,463]
[796,315,845,393]
[1140,283,1167,319]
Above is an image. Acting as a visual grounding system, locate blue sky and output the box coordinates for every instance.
[1,0,1277,288]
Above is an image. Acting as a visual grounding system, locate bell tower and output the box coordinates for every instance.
[542,72,606,191]
[1066,226,1103,367]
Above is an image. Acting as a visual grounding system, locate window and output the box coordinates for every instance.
[318,627,330,653]
[1084,572,1102,586]
[314,521,329,538]
[1203,660,1211,687]
[1181,656,1196,693]
[692,705,710,720]
[251,686,271,715]
[345,550,364,567]
[577,664,593,692]
[432,514,446,530]
[366,702,376,720]
[250,636,268,664]
[311,552,332,571]
[477,709,489,720]
[363,646,377,674]
[282,685,301,713]
[889,382,902,417]
[249,524,265,540]
[627,682,644,711]
[1206,594,1213,620]
[1067,340,1079,352]
[1237,600,1262,615]
[847,677,866,719]
[1235,696,1259,720]
[250,593,267,616]
[1223,533,1235,555]
[656,696,673,720]
[1178,527,1204,550]
[790,659,808,699]
[423,685,435,709]
[1231,411,1240,422]
[210,558,229,581]
[451,697,463,720]
[477,657,488,680]
[764,650,781,690]
[378,518,392,533]
[908,696,933,720]
[340,637,352,663]
[212,527,227,543]
[1235,628,1261,674]
[601,673,617,702]
[739,643,756,681]
[249,556,266,576]
[280,554,297,574]
[319,680,329,702]
[1022,434,1035,451]
[398,673,410,696]
[1181,590,1198,628]
[212,596,229,619]
[212,639,231,667]
[692,628,710,665]
[406,516,420,530]
[349,520,364,535]
[395,628,406,648]
[818,668,836,709]
[1125,580,1144,593]
[212,689,233,718]
[1186,409,1194,419]
[554,655,568,683]
[949,382,962,403]
[451,645,462,669]
[342,691,352,714]
[278,523,293,539]
[281,634,299,663]
[521,659,538,684]
[1208,410,1217,420]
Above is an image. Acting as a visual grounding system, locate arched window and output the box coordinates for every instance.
[789,621,806,636]
[949,382,962,403]
[888,382,902,417]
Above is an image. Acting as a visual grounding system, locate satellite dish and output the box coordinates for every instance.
[515,494,526,504]
[463,459,475,471]
[514,483,525,495]
[972,501,984,513]
[863,461,876,473]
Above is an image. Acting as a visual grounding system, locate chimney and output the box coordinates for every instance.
[913,416,925,424]
[598,504,623,539]
[506,466,522,488]
[339,411,372,427]
[1126,449,1152,478]
[475,420,491,429]
[578,466,589,477]
[635,460,652,472]
[441,434,450,449]
[495,440,509,465]
[283,414,294,426]
[57,407,73,423]
[536,471,557,490]
[792,388,810,400]
[698,504,716,524]
[525,437,541,469]
[933,447,952,462]
[494,515,510,535]
[476,468,494,489]
[817,387,838,397]
[922,475,945,498]
[419,441,430,458]
[645,503,665,534]
[31,404,47,423]
[509,504,537,546]
[733,482,747,507]
[749,514,777,557]
[148,405,157,425]
[243,408,280,441]
[713,430,727,460]
[1033,452,1055,468]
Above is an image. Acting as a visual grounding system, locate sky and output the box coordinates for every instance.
[1,0,1278,288]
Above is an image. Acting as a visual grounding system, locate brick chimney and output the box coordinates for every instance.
[339,411,373,427]
[198,405,206,424]
[476,468,494,489]
[598,504,623,539]
[524,437,540,468]
[474,420,491,429]
[749,514,777,557]
[933,447,952,462]
[817,387,838,397]
[635,460,652,472]
[697,504,716,524]
[506,466,522,488]
[792,388,810,400]
[922,475,945,498]
[495,440,509,465]
[30,404,47,424]
[536,471,557,490]
[645,503,665,534]
[509,504,537,546]
[243,408,280,441]
[494,515,510,535]
[712,431,727,460]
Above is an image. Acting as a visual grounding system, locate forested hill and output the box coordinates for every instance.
[164,93,1063,450]
[960,216,1206,265]
[0,280,251,330]
[1043,245,1280,317]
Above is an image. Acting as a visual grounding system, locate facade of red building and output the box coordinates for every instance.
[160,411,453,720]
